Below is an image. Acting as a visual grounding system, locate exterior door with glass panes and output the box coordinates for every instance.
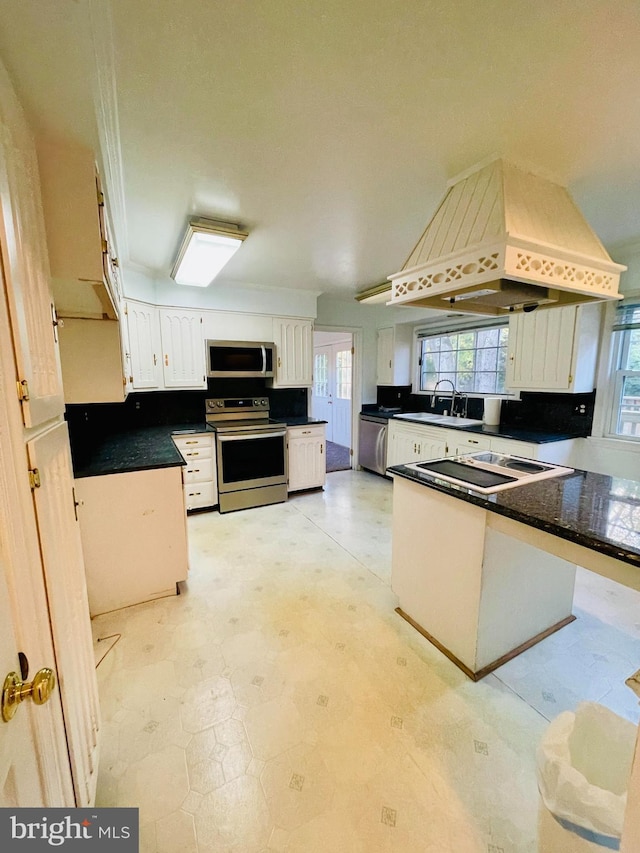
[312,343,352,447]
[418,323,509,401]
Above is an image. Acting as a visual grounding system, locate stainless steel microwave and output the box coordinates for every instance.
[206,340,275,378]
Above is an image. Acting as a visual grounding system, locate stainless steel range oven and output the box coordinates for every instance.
[206,397,287,513]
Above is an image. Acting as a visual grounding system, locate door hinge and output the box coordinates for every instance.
[351,346,354,355]
[17,379,29,401]
[568,374,573,384]
[28,468,41,490]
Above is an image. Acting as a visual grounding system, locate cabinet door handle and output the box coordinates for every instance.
[185,440,198,444]
[153,354,157,366]
[468,439,479,444]
[164,354,169,366]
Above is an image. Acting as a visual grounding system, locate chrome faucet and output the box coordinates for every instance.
[431,379,457,415]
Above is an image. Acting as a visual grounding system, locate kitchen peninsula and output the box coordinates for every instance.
[389,462,640,680]
[73,426,192,616]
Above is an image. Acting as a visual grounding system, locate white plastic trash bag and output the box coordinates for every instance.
[537,702,636,850]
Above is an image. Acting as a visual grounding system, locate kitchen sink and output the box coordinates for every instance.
[395,412,483,427]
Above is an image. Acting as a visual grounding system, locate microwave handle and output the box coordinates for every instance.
[261,344,266,375]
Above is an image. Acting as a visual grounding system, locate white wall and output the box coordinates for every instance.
[122,265,319,319]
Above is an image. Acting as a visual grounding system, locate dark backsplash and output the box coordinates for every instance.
[500,390,595,434]
[65,382,308,470]
[376,385,595,436]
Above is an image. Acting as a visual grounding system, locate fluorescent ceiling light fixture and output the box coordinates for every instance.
[171,217,248,287]
[355,282,392,304]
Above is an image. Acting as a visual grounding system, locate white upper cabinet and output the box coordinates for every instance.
[159,308,207,389]
[506,304,601,393]
[58,318,127,404]
[376,324,413,386]
[202,310,273,342]
[126,301,163,389]
[271,317,313,387]
[126,303,316,392]
[36,136,118,321]
[36,136,129,404]
[0,62,65,427]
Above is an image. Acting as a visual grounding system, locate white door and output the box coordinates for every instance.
[0,555,48,805]
[0,56,97,807]
[28,423,101,806]
[312,337,353,450]
[0,256,74,807]
[332,346,352,448]
[312,346,333,435]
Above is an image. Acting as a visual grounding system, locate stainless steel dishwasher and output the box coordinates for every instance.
[358,414,389,476]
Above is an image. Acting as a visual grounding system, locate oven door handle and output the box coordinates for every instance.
[217,430,287,442]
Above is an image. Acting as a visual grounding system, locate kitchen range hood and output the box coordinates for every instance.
[388,158,626,315]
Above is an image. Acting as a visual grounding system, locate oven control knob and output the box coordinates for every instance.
[217,401,223,407]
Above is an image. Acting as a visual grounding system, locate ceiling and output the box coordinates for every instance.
[1,0,639,300]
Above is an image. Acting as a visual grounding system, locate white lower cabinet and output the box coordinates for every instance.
[75,466,189,616]
[387,421,449,468]
[287,425,326,492]
[388,420,577,468]
[450,433,492,455]
[172,433,218,510]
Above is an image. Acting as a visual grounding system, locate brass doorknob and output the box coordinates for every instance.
[2,668,56,722]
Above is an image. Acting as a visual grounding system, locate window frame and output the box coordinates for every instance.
[605,303,640,442]
[413,319,510,397]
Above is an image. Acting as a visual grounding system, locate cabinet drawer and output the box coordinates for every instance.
[183,456,214,483]
[287,425,325,440]
[454,434,492,453]
[173,434,213,460]
[184,482,216,510]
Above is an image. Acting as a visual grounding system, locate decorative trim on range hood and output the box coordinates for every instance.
[388,158,626,315]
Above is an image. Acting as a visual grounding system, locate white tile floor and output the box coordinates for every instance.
[92,470,640,852]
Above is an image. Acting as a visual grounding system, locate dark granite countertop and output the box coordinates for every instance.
[388,463,640,569]
[72,423,212,479]
[442,422,587,444]
[271,416,327,426]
